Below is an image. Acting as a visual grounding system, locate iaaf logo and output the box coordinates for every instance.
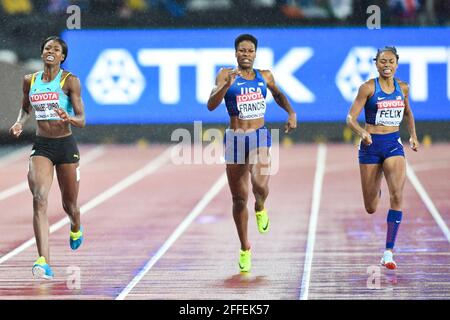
[30,92,59,102]
[86,46,450,106]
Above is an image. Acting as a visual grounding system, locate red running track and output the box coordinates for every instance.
[0,143,449,300]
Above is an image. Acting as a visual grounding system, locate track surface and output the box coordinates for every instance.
[0,143,449,300]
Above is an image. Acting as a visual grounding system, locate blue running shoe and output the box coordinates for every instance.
[70,225,84,250]
[32,256,54,280]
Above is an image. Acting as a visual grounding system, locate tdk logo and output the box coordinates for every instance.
[86,47,314,105]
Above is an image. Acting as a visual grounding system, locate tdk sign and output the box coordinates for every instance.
[63,28,450,124]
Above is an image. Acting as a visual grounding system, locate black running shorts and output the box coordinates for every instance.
[30,135,80,165]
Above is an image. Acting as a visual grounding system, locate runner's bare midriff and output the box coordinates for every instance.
[229,116,264,132]
[365,123,400,135]
[36,120,72,138]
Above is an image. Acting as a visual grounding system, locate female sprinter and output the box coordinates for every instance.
[9,36,85,279]
[346,46,419,270]
[207,34,297,273]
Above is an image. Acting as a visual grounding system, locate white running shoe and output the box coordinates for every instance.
[380,250,397,270]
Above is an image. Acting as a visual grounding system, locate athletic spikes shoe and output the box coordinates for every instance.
[256,209,270,234]
[239,249,251,273]
[380,250,397,270]
[70,225,84,250]
[32,256,54,280]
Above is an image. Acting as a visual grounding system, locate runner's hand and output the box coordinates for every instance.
[409,136,419,152]
[9,122,23,138]
[224,68,241,87]
[55,108,70,122]
[361,131,372,146]
[284,113,297,133]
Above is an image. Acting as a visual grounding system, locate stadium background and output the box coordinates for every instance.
[0,0,449,144]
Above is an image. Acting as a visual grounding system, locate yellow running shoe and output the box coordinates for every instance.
[239,249,251,273]
[256,209,270,233]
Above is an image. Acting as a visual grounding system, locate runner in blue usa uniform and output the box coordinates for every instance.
[9,36,86,279]
[346,46,419,270]
[207,34,297,273]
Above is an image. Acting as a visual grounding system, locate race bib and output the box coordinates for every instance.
[375,99,405,126]
[29,92,61,120]
[236,92,266,120]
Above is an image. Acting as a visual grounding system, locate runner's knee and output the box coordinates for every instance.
[32,190,48,209]
[252,183,268,199]
[232,195,247,211]
[62,201,78,216]
[364,199,377,214]
[389,191,402,208]
[365,206,376,214]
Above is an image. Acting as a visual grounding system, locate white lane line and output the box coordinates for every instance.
[116,172,228,300]
[0,146,106,202]
[406,163,450,243]
[0,182,28,202]
[299,143,327,301]
[0,146,29,168]
[80,145,107,163]
[0,146,172,265]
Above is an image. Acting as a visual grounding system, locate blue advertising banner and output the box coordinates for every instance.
[62,28,450,124]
